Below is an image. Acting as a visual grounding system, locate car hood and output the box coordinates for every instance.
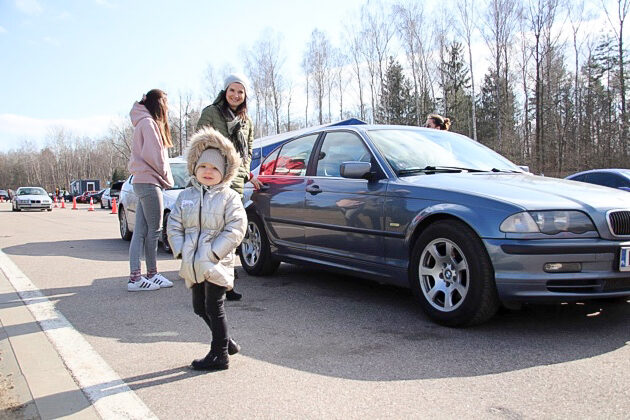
[401,173,630,211]
[16,195,50,201]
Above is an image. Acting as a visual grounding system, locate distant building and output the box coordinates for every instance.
[70,179,100,195]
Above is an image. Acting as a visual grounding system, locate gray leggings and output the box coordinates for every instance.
[129,183,164,274]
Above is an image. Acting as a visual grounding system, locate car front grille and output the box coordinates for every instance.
[31,200,41,203]
[608,210,630,236]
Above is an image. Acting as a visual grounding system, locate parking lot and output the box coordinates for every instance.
[0,202,629,418]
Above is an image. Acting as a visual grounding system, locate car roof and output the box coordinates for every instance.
[567,168,630,178]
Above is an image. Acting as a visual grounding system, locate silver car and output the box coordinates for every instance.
[240,125,630,326]
[118,157,188,252]
[12,187,53,211]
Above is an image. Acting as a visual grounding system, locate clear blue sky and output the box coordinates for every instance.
[0,0,367,151]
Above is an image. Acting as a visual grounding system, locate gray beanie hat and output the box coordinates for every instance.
[195,148,226,178]
[224,73,250,97]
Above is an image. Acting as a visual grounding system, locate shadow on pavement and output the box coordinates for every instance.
[9,263,630,381]
[3,239,171,262]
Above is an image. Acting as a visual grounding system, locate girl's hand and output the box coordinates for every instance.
[249,176,264,190]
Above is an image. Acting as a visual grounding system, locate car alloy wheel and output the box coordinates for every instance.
[410,220,499,327]
[239,212,279,276]
[418,238,469,312]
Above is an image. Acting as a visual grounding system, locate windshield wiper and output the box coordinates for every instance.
[398,166,486,176]
[490,168,521,173]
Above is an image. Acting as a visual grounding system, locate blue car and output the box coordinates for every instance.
[239,125,630,326]
[565,168,630,192]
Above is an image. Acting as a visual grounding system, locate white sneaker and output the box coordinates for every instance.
[148,273,173,288]
[128,277,160,292]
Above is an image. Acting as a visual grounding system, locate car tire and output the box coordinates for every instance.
[46,208,52,212]
[161,212,172,253]
[119,207,132,241]
[410,220,499,327]
[100,200,104,209]
[239,211,279,276]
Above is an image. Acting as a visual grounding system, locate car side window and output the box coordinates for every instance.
[570,174,586,182]
[316,132,371,177]
[273,134,318,176]
[588,173,617,188]
[260,148,280,176]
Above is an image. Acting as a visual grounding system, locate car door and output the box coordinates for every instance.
[255,133,319,250]
[304,130,387,266]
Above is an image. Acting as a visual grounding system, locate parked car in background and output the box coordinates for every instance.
[75,190,98,203]
[88,189,106,204]
[240,124,630,326]
[0,190,9,200]
[12,187,53,211]
[101,181,124,209]
[118,157,188,252]
[565,169,630,192]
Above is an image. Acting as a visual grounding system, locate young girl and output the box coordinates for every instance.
[167,127,247,370]
[128,89,174,292]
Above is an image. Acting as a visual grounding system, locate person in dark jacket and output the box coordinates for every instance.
[196,74,262,301]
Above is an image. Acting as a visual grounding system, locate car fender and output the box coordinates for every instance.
[404,202,506,248]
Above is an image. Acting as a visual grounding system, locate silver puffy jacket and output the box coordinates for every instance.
[167,127,247,289]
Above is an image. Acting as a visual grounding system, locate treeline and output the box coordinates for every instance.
[1,0,628,192]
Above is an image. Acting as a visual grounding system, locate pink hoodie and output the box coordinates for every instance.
[128,102,174,188]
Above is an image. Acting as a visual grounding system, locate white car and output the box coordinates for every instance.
[12,187,53,211]
[118,157,188,252]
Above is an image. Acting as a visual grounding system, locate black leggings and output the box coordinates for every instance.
[192,281,228,355]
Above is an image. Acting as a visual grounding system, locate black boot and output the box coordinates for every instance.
[226,289,242,301]
[228,338,241,355]
[191,351,229,371]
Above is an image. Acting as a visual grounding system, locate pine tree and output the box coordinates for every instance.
[376,57,416,125]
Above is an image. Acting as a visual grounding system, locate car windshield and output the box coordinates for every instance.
[367,128,521,175]
[18,188,46,195]
[169,162,188,189]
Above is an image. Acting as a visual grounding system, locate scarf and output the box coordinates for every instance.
[225,108,248,161]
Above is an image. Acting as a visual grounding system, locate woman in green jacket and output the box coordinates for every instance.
[196,73,262,300]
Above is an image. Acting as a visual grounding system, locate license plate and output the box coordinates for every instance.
[620,247,630,271]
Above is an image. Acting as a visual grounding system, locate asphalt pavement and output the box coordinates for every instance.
[0,202,629,419]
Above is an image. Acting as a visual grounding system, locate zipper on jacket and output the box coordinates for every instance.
[191,188,204,284]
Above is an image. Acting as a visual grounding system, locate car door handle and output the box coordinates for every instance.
[306,185,322,195]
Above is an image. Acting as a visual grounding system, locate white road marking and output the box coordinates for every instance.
[0,249,157,420]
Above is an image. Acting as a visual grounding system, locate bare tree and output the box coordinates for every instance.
[360,0,394,121]
[344,21,367,121]
[456,0,479,140]
[602,0,630,154]
[304,29,333,125]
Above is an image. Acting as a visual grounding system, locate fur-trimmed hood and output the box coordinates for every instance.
[186,127,242,189]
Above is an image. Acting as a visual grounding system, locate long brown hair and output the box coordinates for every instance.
[140,89,173,148]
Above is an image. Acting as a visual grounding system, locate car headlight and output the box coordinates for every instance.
[500,211,596,234]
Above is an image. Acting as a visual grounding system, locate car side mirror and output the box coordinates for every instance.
[340,161,372,179]
[517,165,530,173]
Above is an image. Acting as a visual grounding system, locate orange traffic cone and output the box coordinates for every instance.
[0,196,4,203]
[72,196,78,210]
[88,197,95,212]
[110,197,118,214]
[61,198,66,209]
[53,196,58,208]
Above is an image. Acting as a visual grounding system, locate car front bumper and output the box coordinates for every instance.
[484,238,630,302]
[16,202,52,210]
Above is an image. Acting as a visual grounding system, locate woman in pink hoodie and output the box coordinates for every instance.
[127,89,175,292]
